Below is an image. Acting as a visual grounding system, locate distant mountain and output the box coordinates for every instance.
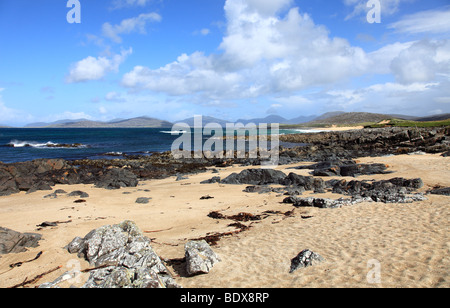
[287,115,318,124]
[25,117,173,128]
[415,113,450,122]
[178,116,231,127]
[312,111,346,122]
[236,114,318,125]
[24,118,91,128]
[236,115,289,125]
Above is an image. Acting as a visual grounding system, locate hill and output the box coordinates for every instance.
[26,117,173,128]
[304,112,394,126]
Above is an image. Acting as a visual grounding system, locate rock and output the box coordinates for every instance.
[135,197,151,204]
[185,240,221,276]
[281,173,325,193]
[221,169,287,185]
[68,191,89,198]
[0,227,42,254]
[200,195,214,200]
[176,174,189,181]
[290,249,325,273]
[94,168,138,190]
[428,187,450,196]
[66,221,179,288]
[26,181,53,194]
[308,161,392,177]
[326,177,426,203]
[200,176,221,184]
[289,197,345,209]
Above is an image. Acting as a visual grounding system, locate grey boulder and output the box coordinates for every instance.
[185,240,221,276]
[66,220,179,288]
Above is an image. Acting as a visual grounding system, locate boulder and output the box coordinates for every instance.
[66,221,179,288]
[0,227,42,254]
[220,169,287,185]
[428,187,450,196]
[94,168,138,190]
[290,249,325,273]
[281,173,325,193]
[185,240,221,276]
[135,197,151,204]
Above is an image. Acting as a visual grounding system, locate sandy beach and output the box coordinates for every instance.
[0,153,448,288]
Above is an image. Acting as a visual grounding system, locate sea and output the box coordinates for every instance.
[0,128,309,164]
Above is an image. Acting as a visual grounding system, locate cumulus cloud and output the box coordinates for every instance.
[390,39,450,84]
[118,0,449,117]
[122,0,370,99]
[102,13,161,43]
[66,48,132,83]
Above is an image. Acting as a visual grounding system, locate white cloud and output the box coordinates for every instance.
[102,13,161,43]
[118,0,450,118]
[388,7,450,34]
[200,28,210,36]
[66,48,132,83]
[122,0,370,99]
[105,91,126,102]
[0,89,33,125]
[343,0,412,20]
[111,0,153,9]
[390,39,450,84]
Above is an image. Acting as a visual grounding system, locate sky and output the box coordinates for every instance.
[0,0,449,126]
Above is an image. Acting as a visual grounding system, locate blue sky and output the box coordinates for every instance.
[0,0,449,126]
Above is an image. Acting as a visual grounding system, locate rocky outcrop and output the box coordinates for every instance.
[66,221,179,288]
[293,160,393,177]
[0,159,67,196]
[280,126,450,161]
[327,177,425,203]
[0,227,42,254]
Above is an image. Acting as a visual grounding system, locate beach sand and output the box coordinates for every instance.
[0,153,448,288]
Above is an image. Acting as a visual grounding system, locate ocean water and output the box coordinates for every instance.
[0,128,305,164]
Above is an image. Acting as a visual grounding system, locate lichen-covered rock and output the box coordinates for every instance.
[185,240,221,276]
[66,221,179,288]
[290,249,325,273]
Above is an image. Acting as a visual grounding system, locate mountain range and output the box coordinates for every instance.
[7,112,450,128]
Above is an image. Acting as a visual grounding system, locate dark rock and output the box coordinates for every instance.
[0,227,42,254]
[68,191,89,198]
[290,249,325,273]
[200,176,221,184]
[428,187,450,196]
[326,177,426,203]
[200,195,214,200]
[135,197,151,204]
[94,168,138,190]
[281,173,325,193]
[26,181,53,194]
[221,169,287,185]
